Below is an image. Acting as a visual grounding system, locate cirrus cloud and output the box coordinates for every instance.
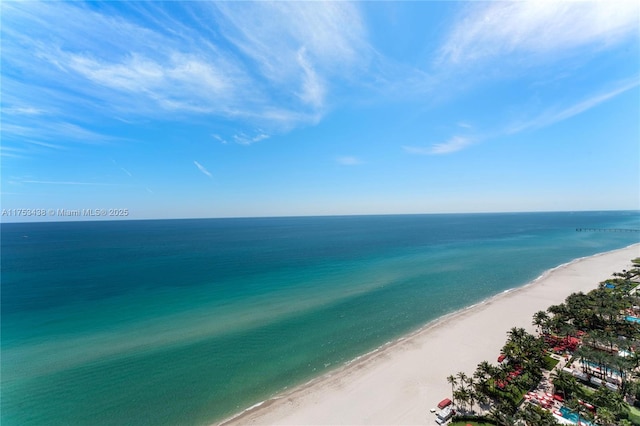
[194,161,212,178]
[336,156,364,166]
[438,1,639,67]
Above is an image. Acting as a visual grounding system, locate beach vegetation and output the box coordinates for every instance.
[453,371,475,413]
[447,375,458,406]
[551,369,578,399]
[627,405,640,424]
[447,260,640,426]
[515,403,561,425]
[488,401,518,425]
[533,310,551,336]
[596,406,617,425]
[591,387,627,416]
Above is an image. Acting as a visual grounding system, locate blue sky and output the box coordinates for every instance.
[1,1,639,221]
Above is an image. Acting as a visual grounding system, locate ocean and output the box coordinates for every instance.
[1,211,639,425]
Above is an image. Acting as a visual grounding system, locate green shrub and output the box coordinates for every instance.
[543,354,560,371]
[628,406,640,425]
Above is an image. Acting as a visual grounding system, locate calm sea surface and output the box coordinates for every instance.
[2,212,639,425]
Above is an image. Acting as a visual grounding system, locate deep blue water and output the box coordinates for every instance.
[1,211,639,425]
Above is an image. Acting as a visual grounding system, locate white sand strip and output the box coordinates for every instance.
[220,244,640,426]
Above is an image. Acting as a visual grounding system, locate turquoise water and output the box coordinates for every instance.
[583,360,621,376]
[1,211,639,425]
[559,406,594,425]
[626,315,640,323]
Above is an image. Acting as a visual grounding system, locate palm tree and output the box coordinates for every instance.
[494,364,509,389]
[453,388,469,414]
[596,407,616,426]
[607,393,628,418]
[473,360,495,404]
[517,404,561,426]
[507,327,527,346]
[446,374,457,406]
[533,310,550,335]
[473,380,491,409]
[625,380,640,406]
[503,328,533,366]
[613,356,634,395]
[575,345,596,374]
[554,320,577,344]
[550,369,578,400]
[465,376,477,414]
[548,303,568,318]
[516,404,538,426]
[475,360,494,381]
[592,387,627,417]
[455,371,469,412]
[566,291,596,329]
[489,400,517,425]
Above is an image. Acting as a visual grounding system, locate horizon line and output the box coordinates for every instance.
[1,208,638,225]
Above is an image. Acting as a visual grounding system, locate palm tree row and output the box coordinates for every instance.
[447,327,549,424]
[447,371,479,414]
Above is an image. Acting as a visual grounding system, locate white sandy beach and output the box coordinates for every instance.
[221,244,640,426]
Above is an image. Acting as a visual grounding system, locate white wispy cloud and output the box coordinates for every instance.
[438,1,639,66]
[2,106,47,115]
[336,156,364,166]
[507,79,640,134]
[296,48,326,109]
[1,0,372,146]
[404,136,474,156]
[212,134,228,144]
[1,121,119,145]
[0,146,28,159]
[213,2,369,80]
[194,161,213,178]
[58,50,247,116]
[111,160,133,177]
[208,2,370,114]
[233,132,270,146]
[405,79,638,156]
[23,140,66,150]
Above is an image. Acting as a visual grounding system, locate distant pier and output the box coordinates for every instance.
[576,228,640,233]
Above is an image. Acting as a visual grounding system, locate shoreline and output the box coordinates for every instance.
[218,244,640,425]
